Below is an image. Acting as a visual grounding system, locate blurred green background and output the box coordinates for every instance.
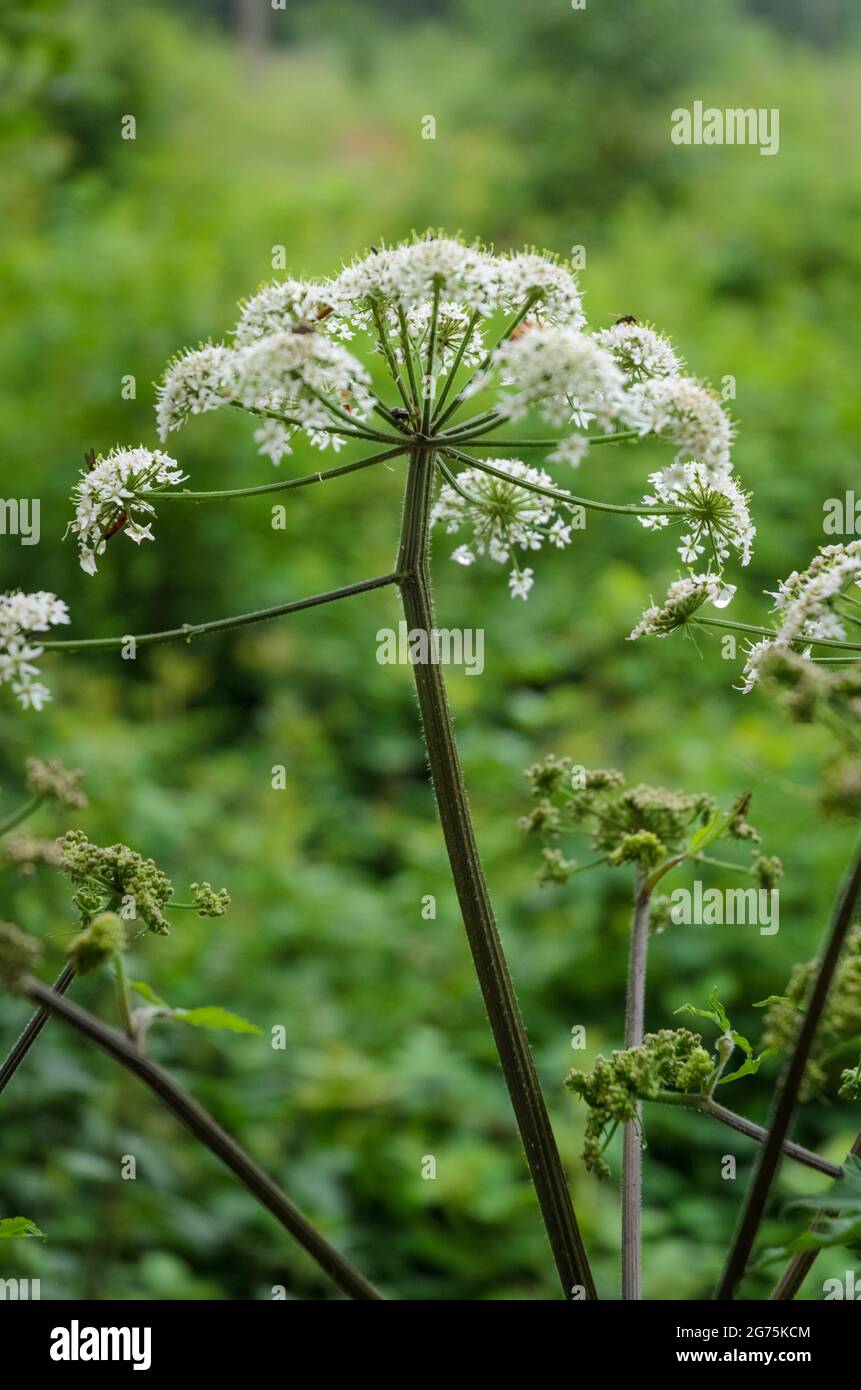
[1,0,860,1300]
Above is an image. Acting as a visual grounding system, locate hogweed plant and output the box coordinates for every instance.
[0,230,856,1299]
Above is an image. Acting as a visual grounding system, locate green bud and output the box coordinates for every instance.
[67,912,126,974]
[190,881,231,918]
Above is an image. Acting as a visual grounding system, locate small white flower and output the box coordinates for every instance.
[69,447,187,574]
[253,419,294,466]
[451,544,475,566]
[234,279,327,346]
[638,461,754,570]
[509,568,535,600]
[0,591,70,711]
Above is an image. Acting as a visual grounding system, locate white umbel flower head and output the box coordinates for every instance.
[771,542,861,645]
[593,320,683,382]
[431,457,576,598]
[234,279,328,346]
[627,376,733,475]
[639,461,755,568]
[156,343,238,441]
[493,325,627,433]
[629,574,735,640]
[0,591,70,710]
[70,446,187,575]
[497,250,585,329]
[156,330,374,459]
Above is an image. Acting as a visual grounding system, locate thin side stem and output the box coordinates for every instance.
[770,1128,861,1299]
[21,976,382,1300]
[440,430,643,450]
[0,795,45,838]
[434,292,540,429]
[622,877,651,1300]
[231,401,386,446]
[714,833,861,1299]
[396,446,596,1300]
[443,449,684,518]
[694,616,861,655]
[653,1093,842,1179]
[431,310,481,424]
[41,574,398,653]
[0,963,75,1094]
[148,447,406,502]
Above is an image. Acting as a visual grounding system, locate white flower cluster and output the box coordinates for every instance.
[395,300,486,375]
[0,591,70,710]
[156,328,374,459]
[639,461,755,568]
[324,236,585,331]
[628,574,735,641]
[741,542,861,691]
[593,320,683,381]
[70,447,187,575]
[431,458,576,600]
[628,376,733,475]
[234,278,326,346]
[494,326,628,433]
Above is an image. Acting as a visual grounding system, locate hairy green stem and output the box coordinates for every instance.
[148,447,406,502]
[442,449,683,518]
[20,975,382,1300]
[41,574,398,654]
[396,446,596,1299]
[622,876,651,1299]
[714,834,861,1299]
[694,616,861,654]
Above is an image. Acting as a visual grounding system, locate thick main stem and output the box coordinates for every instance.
[21,977,381,1301]
[622,876,650,1300]
[396,447,596,1299]
[714,833,861,1300]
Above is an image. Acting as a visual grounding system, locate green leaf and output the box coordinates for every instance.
[130,980,169,1008]
[0,1217,45,1240]
[173,1006,261,1036]
[687,811,722,855]
[785,1154,861,1217]
[753,995,799,1010]
[730,1030,753,1057]
[675,988,731,1035]
[719,1047,779,1085]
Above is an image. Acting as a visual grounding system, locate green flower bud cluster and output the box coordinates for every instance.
[761,926,861,1098]
[0,921,42,994]
[25,757,87,809]
[838,1060,861,1102]
[58,830,174,936]
[519,761,775,895]
[565,1028,714,1178]
[190,881,231,917]
[68,912,126,974]
[609,830,666,868]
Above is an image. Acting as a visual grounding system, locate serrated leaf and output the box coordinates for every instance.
[687,811,722,854]
[173,1006,261,1036]
[730,1030,753,1057]
[0,1217,45,1240]
[130,980,169,1009]
[719,1047,779,1085]
[753,995,799,1010]
[786,1154,861,1217]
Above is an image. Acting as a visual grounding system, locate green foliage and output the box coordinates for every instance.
[0,1217,46,1240]
[130,981,260,1036]
[761,1156,861,1262]
[760,927,861,1098]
